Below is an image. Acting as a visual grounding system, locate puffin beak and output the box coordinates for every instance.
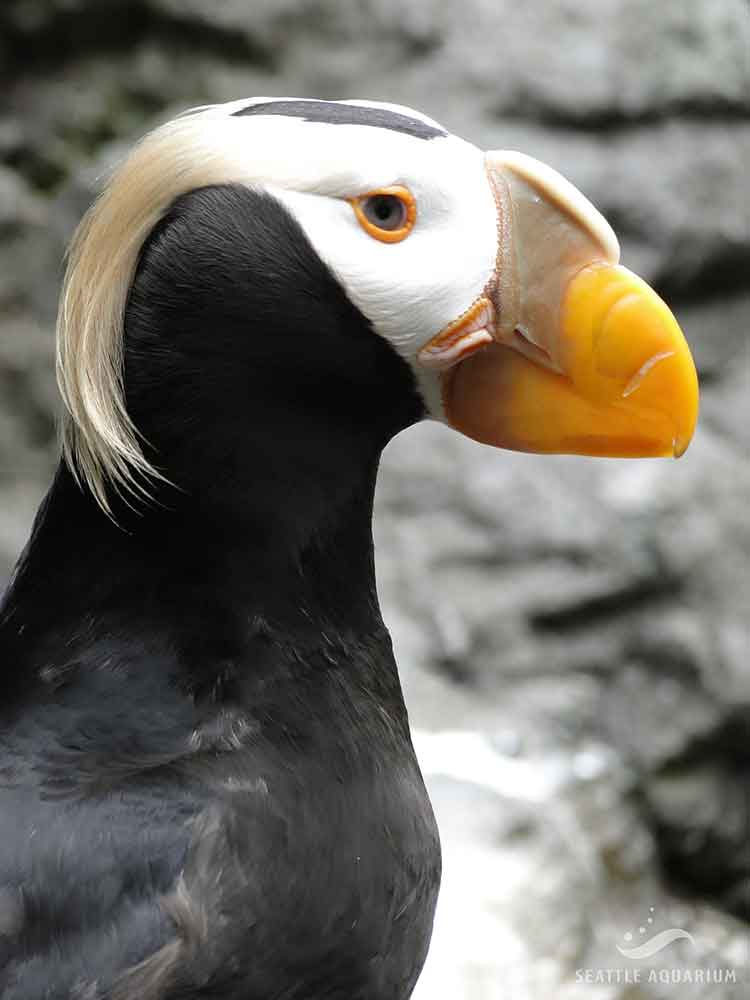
[420,152,699,458]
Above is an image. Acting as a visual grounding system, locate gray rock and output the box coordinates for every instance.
[680,294,750,382]
[0,165,46,233]
[414,733,749,999]
[1,1,749,994]
[461,0,750,123]
[644,718,750,920]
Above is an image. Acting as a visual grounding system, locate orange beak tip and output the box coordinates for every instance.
[440,263,699,461]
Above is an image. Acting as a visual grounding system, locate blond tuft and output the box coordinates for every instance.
[56,103,268,513]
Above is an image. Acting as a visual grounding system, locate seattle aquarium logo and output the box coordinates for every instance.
[616,906,695,959]
[575,906,741,989]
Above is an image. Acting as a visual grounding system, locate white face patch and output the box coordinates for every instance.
[269,133,497,367]
[176,100,500,415]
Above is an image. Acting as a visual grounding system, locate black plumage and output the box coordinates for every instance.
[0,185,440,998]
[232,100,446,140]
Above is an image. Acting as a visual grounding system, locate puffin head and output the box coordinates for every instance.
[56,98,699,517]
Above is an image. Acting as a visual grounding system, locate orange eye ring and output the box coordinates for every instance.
[349,186,417,243]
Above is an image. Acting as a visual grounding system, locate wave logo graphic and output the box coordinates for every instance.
[616,907,696,959]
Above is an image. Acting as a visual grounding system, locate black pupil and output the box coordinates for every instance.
[366,195,403,229]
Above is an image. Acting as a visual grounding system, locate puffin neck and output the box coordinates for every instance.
[0,441,388,705]
[12,409,385,619]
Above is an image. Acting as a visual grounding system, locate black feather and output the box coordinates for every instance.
[232,99,447,141]
[0,186,440,998]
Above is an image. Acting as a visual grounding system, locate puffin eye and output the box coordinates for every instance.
[350,186,416,243]
[363,195,405,230]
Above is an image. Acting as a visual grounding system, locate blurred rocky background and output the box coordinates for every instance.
[1,0,749,996]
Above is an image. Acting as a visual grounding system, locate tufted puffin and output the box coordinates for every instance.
[0,98,698,999]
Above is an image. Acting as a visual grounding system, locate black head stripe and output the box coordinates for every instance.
[232,99,447,141]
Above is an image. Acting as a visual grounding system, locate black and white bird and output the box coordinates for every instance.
[0,98,697,999]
